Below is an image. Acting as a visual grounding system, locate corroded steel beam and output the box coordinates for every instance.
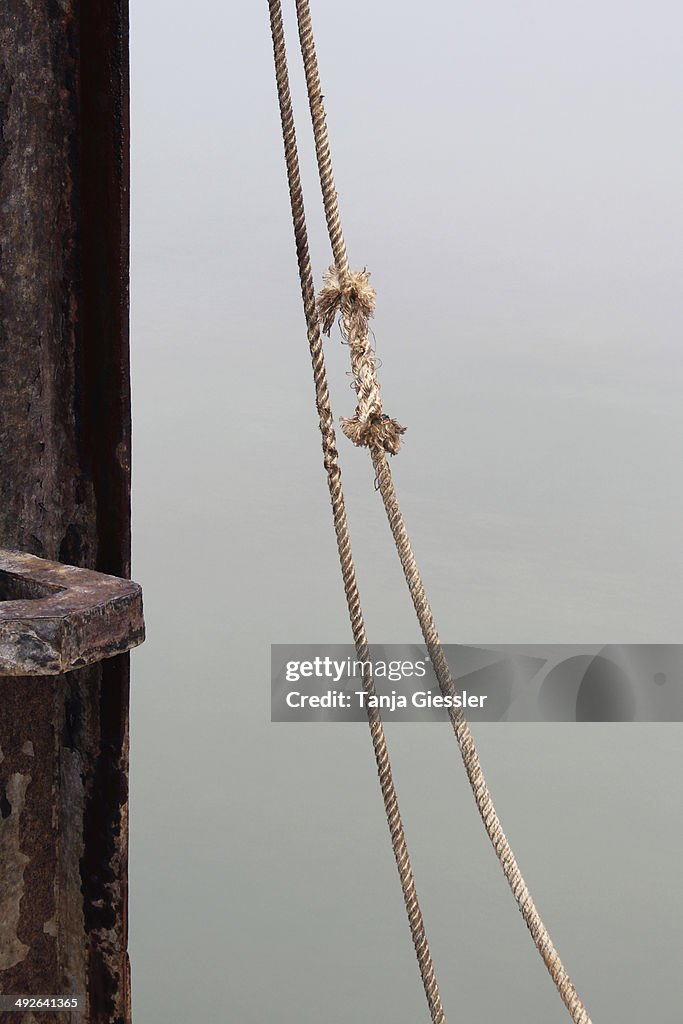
[0,2,134,1021]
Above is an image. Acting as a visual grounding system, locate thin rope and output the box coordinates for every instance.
[292,1,593,1021]
[267,4,447,1022]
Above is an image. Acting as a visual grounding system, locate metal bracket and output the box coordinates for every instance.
[0,549,144,676]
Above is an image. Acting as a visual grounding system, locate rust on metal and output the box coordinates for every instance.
[0,0,134,1020]
[0,550,144,676]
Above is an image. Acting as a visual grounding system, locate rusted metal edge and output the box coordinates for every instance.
[0,549,144,675]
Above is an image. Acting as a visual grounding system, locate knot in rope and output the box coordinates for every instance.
[317,266,406,455]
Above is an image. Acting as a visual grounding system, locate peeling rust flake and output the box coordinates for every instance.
[0,772,31,971]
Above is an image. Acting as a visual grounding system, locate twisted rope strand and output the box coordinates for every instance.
[372,448,592,1024]
[268,4,447,1021]
[292,1,594,1021]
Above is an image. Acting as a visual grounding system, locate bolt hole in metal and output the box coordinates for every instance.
[0,569,65,602]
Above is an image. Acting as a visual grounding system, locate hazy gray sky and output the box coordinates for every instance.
[128,2,683,1020]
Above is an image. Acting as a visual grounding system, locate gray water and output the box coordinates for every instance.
[129,2,683,1020]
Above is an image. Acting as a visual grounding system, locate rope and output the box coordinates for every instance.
[267,4,447,1021]
[291,1,594,1021]
[318,267,405,453]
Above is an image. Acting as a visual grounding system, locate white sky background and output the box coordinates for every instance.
[129,2,683,1021]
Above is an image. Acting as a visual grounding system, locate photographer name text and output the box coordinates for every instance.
[285,690,487,710]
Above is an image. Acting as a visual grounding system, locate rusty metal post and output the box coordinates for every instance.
[0,2,135,1021]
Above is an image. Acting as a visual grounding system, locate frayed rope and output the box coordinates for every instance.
[317,266,406,454]
[318,266,376,334]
